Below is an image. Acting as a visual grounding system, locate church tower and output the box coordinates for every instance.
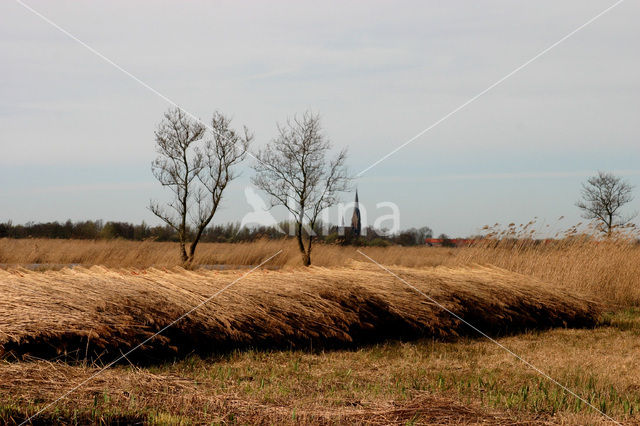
[351,190,361,237]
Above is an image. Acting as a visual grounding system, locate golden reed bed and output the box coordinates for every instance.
[2,237,639,306]
[0,264,599,361]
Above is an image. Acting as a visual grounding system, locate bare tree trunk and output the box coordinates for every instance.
[187,226,205,264]
[179,240,188,264]
[607,213,613,236]
[296,222,310,266]
[302,252,311,266]
[188,240,199,264]
[304,235,313,267]
[180,152,190,263]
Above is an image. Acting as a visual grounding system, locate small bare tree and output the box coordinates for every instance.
[576,171,636,235]
[150,108,252,264]
[252,111,349,266]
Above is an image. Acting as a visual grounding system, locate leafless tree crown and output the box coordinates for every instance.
[575,171,635,235]
[150,108,252,263]
[251,111,349,265]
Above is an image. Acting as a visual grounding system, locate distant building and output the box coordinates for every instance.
[336,190,362,239]
[351,190,361,237]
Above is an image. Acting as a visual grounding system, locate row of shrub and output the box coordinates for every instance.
[0,220,438,246]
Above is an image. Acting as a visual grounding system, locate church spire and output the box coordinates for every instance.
[351,189,361,237]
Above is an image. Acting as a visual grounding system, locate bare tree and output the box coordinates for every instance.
[412,226,433,245]
[252,111,349,266]
[150,108,252,263]
[576,171,636,235]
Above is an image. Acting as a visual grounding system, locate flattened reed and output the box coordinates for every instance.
[0,264,599,361]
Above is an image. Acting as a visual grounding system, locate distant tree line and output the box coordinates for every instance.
[0,220,435,247]
[0,220,174,241]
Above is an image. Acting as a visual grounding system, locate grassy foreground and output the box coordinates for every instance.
[1,238,638,424]
[1,309,638,424]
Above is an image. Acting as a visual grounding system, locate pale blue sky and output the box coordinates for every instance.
[1,0,638,236]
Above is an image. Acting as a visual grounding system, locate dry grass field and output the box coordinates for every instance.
[2,236,639,306]
[0,264,599,360]
[1,237,639,424]
[3,313,639,424]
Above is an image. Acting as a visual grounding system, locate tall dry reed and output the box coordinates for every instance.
[0,264,599,360]
[454,238,640,308]
[0,238,455,269]
[1,235,638,306]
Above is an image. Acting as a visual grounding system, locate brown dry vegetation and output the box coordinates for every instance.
[0,360,527,425]
[1,237,638,424]
[2,309,639,424]
[0,264,599,361]
[2,237,639,306]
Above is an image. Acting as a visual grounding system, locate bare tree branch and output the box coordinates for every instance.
[251,111,350,266]
[149,108,251,264]
[576,171,636,235]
